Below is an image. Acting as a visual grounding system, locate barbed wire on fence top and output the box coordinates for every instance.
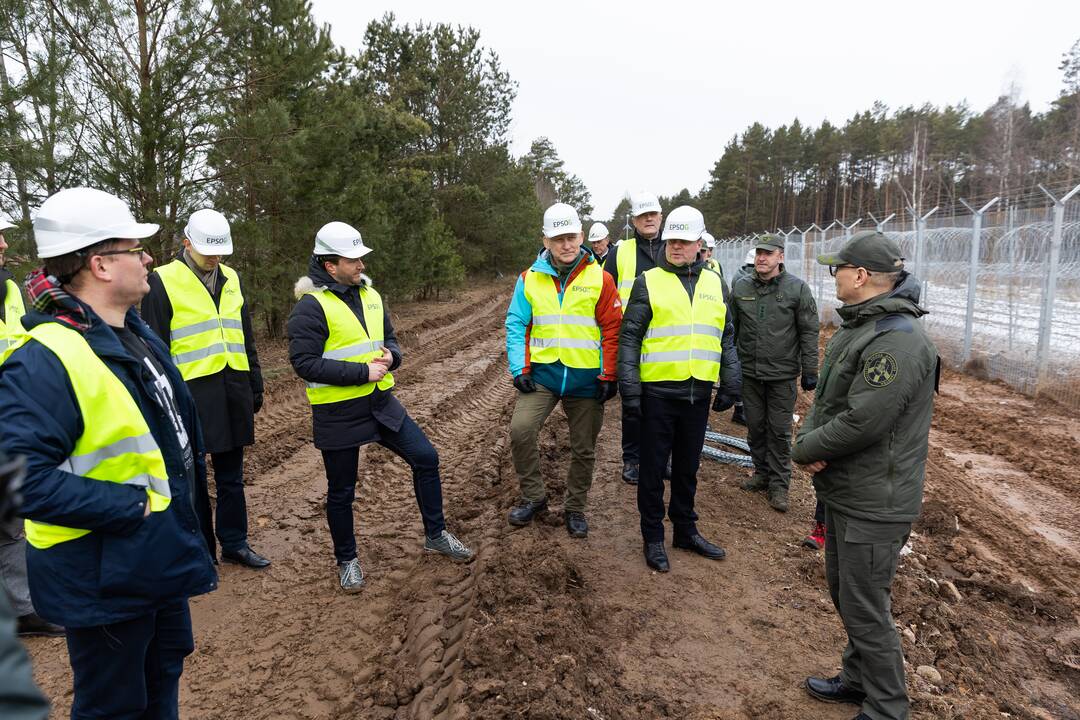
[713,182,1080,411]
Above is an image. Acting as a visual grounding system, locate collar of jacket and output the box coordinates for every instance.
[22,303,160,364]
[837,271,927,326]
[531,247,591,278]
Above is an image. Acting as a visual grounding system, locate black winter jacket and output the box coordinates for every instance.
[618,255,742,404]
[286,257,404,451]
[141,254,264,454]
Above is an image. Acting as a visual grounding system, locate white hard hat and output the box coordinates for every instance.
[33,187,159,259]
[587,223,609,242]
[630,191,661,217]
[701,231,716,249]
[744,249,756,265]
[542,203,581,238]
[314,221,371,259]
[662,206,705,242]
[0,211,15,232]
[185,208,233,256]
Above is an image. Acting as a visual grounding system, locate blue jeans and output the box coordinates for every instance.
[66,600,194,720]
[321,413,447,564]
[210,447,247,553]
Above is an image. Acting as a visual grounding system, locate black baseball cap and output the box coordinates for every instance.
[817,230,904,272]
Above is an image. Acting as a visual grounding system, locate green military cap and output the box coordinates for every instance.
[817,230,905,272]
[754,233,784,251]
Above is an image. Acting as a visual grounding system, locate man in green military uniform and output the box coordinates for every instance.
[729,233,819,512]
[794,230,938,720]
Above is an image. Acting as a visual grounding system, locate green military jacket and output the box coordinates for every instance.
[792,273,939,523]
[730,266,819,381]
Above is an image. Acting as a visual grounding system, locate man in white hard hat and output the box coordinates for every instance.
[586,222,611,263]
[0,188,218,718]
[505,204,622,538]
[142,209,269,569]
[603,191,664,485]
[618,205,742,572]
[0,211,66,640]
[288,221,474,593]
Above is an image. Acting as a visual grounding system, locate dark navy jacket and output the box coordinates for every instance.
[0,306,218,627]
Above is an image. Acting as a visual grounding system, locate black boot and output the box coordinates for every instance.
[805,675,867,705]
[643,542,670,572]
[508,498,547,526]
[222,546,271,569]
[673,533,726,560]
[564,511,588,538]
[731,402,746,426]
[621,461,639,485]
[17,612,65,637]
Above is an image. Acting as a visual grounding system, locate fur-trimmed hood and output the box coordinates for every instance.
[295,254,372,299]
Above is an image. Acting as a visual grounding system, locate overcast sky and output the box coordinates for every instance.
[310,0,1080,220]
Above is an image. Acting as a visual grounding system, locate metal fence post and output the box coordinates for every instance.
[906,206,938,299]
[869,212,895,232]
[838,218,862,241]
[1034,183,1080,391]
[958,197,1000,364]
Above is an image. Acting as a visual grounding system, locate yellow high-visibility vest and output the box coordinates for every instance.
[523,260,602,369]
[22,322,171,550]
[0,278,26,357]
[639,268,726,383]
[155,260,249,380]
[706,257,723,278]
[615,238,638,310]
[304,287,395,404]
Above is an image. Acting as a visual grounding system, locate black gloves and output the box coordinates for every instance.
[801,375,818,392]
[712,390,740,412]
[596,380,618,403]
[513,373,536,394]
[253,393,264,414]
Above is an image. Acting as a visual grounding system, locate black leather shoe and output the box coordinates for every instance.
[565,511,588,538]
[673,533,726,560]
[805,675,867,705]
[731,404,746,426]
[508,499,547,526]
[17,612,65,637]
[852,715,872,720]
[622,462,639,484]
[222,546,271,569]
[643,542,670,572]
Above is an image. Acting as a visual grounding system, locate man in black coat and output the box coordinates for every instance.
[142,209,268,568]
[286,221,474,593]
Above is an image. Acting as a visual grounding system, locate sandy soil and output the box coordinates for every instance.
[24,283,1080,719]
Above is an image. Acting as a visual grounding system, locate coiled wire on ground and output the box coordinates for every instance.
[701,431,754,467]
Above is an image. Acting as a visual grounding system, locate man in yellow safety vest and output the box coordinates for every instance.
[0,187,217,718]
[287,221,474,593]
[618,205,742,572]
[142,209,269,569]
[504,203,622,537]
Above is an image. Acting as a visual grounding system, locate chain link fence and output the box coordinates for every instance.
[714,183,1080,411]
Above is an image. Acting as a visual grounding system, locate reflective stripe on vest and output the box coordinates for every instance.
[639,268,726,383]
[155,260,250,380]
[22,322,171,550]
[615,238,638,311]
[304,287,395,404]
[0,278,26,358]
[523,261,603,369]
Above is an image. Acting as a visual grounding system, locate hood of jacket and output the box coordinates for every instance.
[294,254,372,299]
[529,247,591,277]
[836,271,926,327]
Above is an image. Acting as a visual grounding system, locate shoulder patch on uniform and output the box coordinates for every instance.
[863,351,899,388]
[875,313,913,333]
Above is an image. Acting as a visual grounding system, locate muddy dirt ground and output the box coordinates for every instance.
[24,281,1080,719]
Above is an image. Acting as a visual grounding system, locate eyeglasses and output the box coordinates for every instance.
[828,264,871,277]
[95,245,147,258]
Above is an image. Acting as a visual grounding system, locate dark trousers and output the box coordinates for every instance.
[321,414,447,564]
[743,376,798,490]
[637,394,710,543]
[66,600,194,720]
[825,505,911,720]
[621,403,640,464]
[209,447,247,552]
[814,497,825,525]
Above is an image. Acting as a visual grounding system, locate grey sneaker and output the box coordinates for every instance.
[424,530,475,563]
[338,558,365,593]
